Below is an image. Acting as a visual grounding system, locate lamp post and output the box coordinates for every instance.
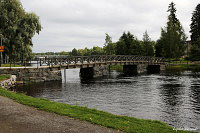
[0,34,3,67]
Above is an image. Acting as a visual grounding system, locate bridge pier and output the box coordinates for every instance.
[80,65,108,79]
[80,67,94,79]
[123,64,166,75]
[147,65,160,73]
[123,65,137,75]
[147,65,166,73]
[123,64,147,75]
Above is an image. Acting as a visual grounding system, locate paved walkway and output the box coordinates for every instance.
[0,96,122,133]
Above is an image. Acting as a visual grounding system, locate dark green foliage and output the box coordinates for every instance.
[115,32,143,55]
[190,4,200,45]
[71,48,79,56]
[190,4,200,60]
[0,74,11,81]
[155,39,164,57]
[189,44,200,61]
[156,2,187,58]
[142,31,155,56]
[0,0,41,62]
[104,33,116,55]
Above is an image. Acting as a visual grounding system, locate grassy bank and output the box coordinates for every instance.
[0,88,196,133]
[110,65,123,72]
[0,74,11,81]
[167,64,200,71]
[1,64,23,67]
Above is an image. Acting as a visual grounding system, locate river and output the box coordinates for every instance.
[11,69,200,132]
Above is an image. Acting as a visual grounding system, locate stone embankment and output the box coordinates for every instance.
[0,67,61,82]
[0,75,16,89]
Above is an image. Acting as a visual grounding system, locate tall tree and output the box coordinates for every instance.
[189,3,200,60]
[0,0,41,62]
[71,48,78,56]
[190,3,200,45]
[104,33,112,46]
[156,2,187,58]
[116,32,142,55]
[142,31,154,56]
[103,33,116,55]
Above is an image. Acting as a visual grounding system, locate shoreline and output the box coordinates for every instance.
[0,72,199,133]
[0,86,197,133]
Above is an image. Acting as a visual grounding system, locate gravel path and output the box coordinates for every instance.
[0,96,123,133]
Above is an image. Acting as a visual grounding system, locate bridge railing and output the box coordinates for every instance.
[0,55,166,68]
[33,55,166,67]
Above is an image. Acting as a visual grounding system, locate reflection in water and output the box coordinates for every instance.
[12,69,200,132]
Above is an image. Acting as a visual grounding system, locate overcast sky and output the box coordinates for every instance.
[20,0,199,53]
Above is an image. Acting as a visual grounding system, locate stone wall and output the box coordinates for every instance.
[93,65,109,77]
[0,68,62,82]
[0,75,16,89]
[123,65,137,75]
[137,64,147,74]
[80,65,108,79]
[123,64,147,75]
[147,65,161,73]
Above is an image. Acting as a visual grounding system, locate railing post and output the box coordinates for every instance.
[37,58,39,69]
[64,68,67,85]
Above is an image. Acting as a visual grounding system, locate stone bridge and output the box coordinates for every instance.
[0,55,166,82]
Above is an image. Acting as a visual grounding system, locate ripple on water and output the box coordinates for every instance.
[12,70,200,131]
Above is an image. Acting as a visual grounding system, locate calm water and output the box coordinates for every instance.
[12,69,200,131]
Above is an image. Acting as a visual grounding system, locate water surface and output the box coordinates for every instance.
[12,69,200,131]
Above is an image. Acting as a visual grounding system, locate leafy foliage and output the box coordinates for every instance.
[142,31,155,56]
[190,4,200,45]
[155,2,187,58]
[0,0,41,62]
[69,47,104,56]
[116,32,143,55]
[104,33,116,55]
[189,4,200,60]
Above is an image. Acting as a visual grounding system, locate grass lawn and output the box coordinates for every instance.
[110,65,123,72]
[0,86,197,133]
[167,64,200,71]
[0,74,11,81]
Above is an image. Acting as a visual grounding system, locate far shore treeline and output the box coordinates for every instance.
[0,1,200,61]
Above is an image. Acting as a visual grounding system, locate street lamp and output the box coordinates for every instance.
[0,34,3,67]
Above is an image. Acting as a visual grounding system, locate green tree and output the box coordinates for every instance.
[189,4,200,60]
[60,51,69,55]
[156,2,187,58]
[71,48,78,56]
[91,46,104,55]
[116,32,142,55]
[142,31,155,56]
[104,33,112,45]
[103,33,116,55]
[0,0,41,62]
[190,4,200,45]
[155,39,164,57]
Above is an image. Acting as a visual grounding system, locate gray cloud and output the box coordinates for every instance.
[21,0,199,52]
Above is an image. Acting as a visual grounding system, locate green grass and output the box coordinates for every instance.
[0,88,197,133]
[167,64,200,71]
[110,65,123,72]
[1,64,23,67]
[0,74,11,81]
